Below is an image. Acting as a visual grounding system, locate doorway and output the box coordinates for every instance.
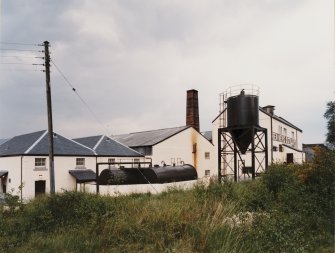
[35,180,46,197]
[286,153,294,164]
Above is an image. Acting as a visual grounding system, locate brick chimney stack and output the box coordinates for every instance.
[186,89,200,132]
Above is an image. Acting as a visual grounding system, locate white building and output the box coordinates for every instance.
[0,131,144,200]
[211,103,305,179]
[113,126,215,178]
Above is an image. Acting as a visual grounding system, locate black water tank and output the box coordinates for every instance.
[141,164,198,183]
[98,165,198,185]
[227,91,259,128]
[227,91,259,154]
[98,169,140,185]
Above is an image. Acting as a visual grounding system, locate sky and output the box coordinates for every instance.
[0,0,334,143]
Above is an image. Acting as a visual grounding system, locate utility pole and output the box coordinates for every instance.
[44,41,55,194]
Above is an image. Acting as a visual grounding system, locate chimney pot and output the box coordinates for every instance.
[263,105,275,115]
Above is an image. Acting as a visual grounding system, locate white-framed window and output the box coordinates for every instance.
[76,158,85,167]
[108,158,115,168]
[205,170,210,177]
[205,152,210,159]
[35,158,46,167]
[108,158,115,164]
[278,126,282,135]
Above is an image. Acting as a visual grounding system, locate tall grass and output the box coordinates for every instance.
[0,149,334,252]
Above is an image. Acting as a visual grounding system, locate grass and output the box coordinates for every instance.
[0,149,334,252]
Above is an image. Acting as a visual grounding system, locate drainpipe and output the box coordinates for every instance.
[270,116,273,164]
[20,156,23,202]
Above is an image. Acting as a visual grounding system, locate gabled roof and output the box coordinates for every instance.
[201,131,212,142]
[0,130,95,157]
[74,135,143,157]
[113,126,190,147]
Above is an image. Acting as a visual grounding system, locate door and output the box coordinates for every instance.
[287,153,294,164]
[35,180,46,197]
[1,176,7,193]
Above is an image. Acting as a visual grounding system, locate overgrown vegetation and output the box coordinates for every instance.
[1,150,334,253]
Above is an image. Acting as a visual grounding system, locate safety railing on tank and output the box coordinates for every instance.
[222,84,260,99]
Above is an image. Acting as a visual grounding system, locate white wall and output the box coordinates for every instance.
[150,127,215,178]
[0,156,21,195]
[0,155,97,200]
[86,180,199,196]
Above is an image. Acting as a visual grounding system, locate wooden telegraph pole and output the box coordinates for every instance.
[44,41,55,194]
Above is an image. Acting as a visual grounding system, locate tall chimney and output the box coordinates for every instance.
[186,89,200,132]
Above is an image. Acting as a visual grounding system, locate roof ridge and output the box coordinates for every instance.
[93,135,104,151]
[61,134,97,155]
[127,126,188,135]
[108,136,144,156]
[24,130,48,154]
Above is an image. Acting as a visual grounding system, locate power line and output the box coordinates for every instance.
[0,48,41,52]
[50,59,110,135]
[0,68,42,72]
[0,62,43,65]
[0,55,44,59]
[0,41,39,46]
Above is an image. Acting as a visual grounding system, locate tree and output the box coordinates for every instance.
[324,101,335,147]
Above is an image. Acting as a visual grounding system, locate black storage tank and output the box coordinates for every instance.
[227,90,259,154]
[98,169,140,185]
[98,165,198,185]
[141,164,198,183]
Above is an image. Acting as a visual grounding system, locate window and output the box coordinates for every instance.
[283,128,287,137]
[278,126,282,135]
[76,158,85,167]
[279,145,283,152]
[291,131,295,139]
[205,152,210,159]
[205,170,210,177]
[133,158,140,168]
[35,158,46,167]
[108,158,115,168]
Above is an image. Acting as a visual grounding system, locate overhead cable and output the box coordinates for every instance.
[50,59,110,136]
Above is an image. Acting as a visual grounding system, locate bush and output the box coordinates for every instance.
[242,149,335,252]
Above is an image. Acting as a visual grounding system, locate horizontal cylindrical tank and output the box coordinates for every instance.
[98,169,139,185]
[142,164,198,183]
[98,164,198,185]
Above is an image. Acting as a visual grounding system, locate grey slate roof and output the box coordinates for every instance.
[69,169,96,183]
[113,126,190,147]
[201,131,212,142]
[0,171,8,177]
[0,130,95,157]
[74,135,143,157]
[0,139,8,145]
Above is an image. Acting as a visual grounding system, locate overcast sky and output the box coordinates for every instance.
[0,0,334,143]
